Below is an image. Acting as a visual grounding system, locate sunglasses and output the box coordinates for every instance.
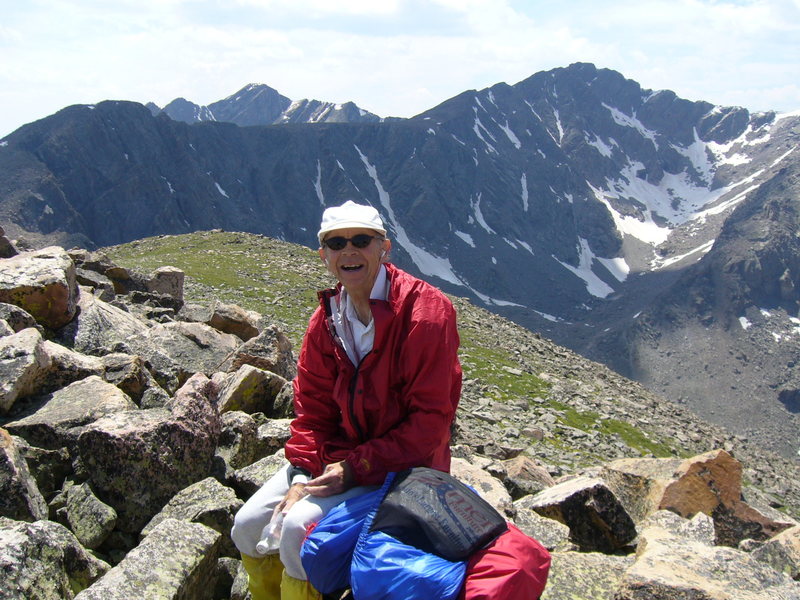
[322,234,383,251]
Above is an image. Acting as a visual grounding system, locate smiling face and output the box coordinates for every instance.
[319,227,391,299]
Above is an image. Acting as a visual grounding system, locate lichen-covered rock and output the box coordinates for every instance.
[0,246,78,330]
[100,352,162,405]
[217,364,287,415]
[5,376,137,450]
[213,411,260,480]
[146,266,184,306]
[75,373,221,532]
[617,521,800,599]
[513,494,573,550]
[0,328,50,414]
[503,454,556,499]
[0,428,47,521]
[13,436,72,500]
[0,517,110,600]
[526,475,637,552]
[141,477,243,557]
[230,450,288,500]
[451,456,514,516]
[229,324,296,380]
[751,525,800,581]
[0,302,42,333]
[64,482,117,549]
[256,418,293,458]
[55,288,150,355]
[540,551,634,600]
[208,301,260,341]
[74,518,221,600]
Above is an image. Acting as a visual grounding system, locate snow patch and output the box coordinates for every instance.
[554,238,615,298]
[454,231,475,247]
[314,161,324,205]
[596,255,630,282]
[355,144,464,287]
[500,121,521,149]
[521,174,529,212]
[471,193,495,234]
[603,103,658,148]
[0,140,8,147]
[739,316,752,330]
[652,240,715,270]
[161,177,175,194]
[215,182,229,198]
[586,133,614,158]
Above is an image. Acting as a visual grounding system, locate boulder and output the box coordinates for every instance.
[256,418,293,458]
[450,456,514,517]
[603,450,795,547]
[230,450,288,500]
[751,525,800,581]
[213,411,260,480]
[141,477,243,557]
[75,374,221,532]
[208,301,261,341]
[125,321,241,392]
[540,551,634,600]
[0,246,78,329]
[56,288,151,354]
[513,494,573,550]
[526,475,637,552]
[502,454,556,499]
[217,364,288,415]
[229,324,296,380]
[0,428,48,521]
[100,352,162,405]
[145,266,184,306]
[63,482,118,550]
[40,339,104,389]
[0,302,42,333]
[0,328,50,414]
[0,225,18,258]
[75,269,115,301]
[0,517,110,600]
[616,521,800,599]
[13,436,72,500]
[73,518,221,600]
[5,376,137,451]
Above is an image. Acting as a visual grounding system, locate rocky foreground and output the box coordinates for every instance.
[1,232,800,599]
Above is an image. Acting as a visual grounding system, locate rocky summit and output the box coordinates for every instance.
[1,231,799,599]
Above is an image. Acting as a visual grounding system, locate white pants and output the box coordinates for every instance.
[231,463,377,580]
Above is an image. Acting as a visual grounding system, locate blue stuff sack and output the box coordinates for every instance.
[300,486,384,594]
[350,469,470,600]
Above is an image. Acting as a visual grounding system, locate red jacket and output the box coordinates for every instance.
[285,264,462,485]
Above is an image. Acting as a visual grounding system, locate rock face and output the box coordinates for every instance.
[0,244,799,599]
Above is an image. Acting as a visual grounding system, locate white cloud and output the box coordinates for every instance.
[1,0,798,136]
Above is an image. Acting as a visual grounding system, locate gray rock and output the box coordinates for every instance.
[213,411,260,481]
[5,376,137,450]
[540,551,634,600]
[56,288,150,354]
[526,475,637,552]
[141,477,243,557]
[208,301,260,341]
[231,451,288,500]
[13,436,72,500]
[75,269,115,301]
[0,428,48,521]
[75,373,220,533]
[0,517,110,600]
[450,456,514,517]
[751,525,800,581]
[641,510,716,545]
[64,482,118,549]
[513,494,573,550]
[0,302,41,333]
[0,246,78,330]
[229,324,296,380]
[74,518,221,600]
[146,266,184,306]
[0,328,50,414]
[217,364,288,415]
[617,524,800,599]
[100,352,162,405]
[256,418,293,458]
[503,454,556,499]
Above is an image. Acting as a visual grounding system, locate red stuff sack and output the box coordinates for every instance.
[458,523,551,600]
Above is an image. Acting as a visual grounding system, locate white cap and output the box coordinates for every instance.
[317,200,387,244]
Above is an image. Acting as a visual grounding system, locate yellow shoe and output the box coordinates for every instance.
[241,553,284,600]
[281,570,322,600]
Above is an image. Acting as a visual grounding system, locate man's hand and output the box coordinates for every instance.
[304,461,354,497]
[276,482,308,515]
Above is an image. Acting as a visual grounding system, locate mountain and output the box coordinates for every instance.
[0,63,798,458]
[148,83,381,126]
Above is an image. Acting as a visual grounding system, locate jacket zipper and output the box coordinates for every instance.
[348,353,370,443]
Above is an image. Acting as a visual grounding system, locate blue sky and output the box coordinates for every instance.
[1,0,798,137]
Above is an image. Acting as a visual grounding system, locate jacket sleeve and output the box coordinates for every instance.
[283,309,345,477]
[346,298,461,485]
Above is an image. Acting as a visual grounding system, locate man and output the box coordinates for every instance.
[231,200,462,600]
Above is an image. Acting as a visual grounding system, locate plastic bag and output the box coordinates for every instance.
[256,508,284,554]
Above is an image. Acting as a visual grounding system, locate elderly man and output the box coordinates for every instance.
[231,200,462,600]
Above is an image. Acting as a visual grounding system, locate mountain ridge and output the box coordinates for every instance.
[1,62,798,458]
